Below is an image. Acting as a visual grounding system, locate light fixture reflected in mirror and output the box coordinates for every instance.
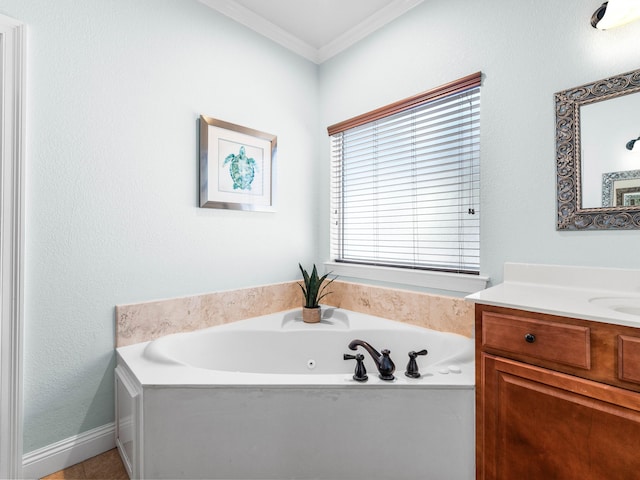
[627,136,640,150]
[591,0,640,29]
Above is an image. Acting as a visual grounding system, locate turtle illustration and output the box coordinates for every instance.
[223,146,256,190]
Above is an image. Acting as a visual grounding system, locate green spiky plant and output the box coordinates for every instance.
[298,263,336,308]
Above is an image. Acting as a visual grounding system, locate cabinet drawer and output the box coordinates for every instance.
[482,312,591,369]
[619,335,640,385]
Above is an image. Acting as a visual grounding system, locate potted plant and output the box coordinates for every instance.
[298,263,336,323]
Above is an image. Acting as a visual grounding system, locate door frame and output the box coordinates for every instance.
[0,13,26,480]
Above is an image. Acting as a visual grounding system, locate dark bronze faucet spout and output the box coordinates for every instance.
[348,339,380,360]
[348,339,395,380]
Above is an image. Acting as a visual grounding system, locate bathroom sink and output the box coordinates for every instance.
[588,297,640,316]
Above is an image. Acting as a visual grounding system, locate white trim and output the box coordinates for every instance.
[197,0,424,64]
[198,0,319,62]
[317,0,424,63]
[324,261,489,294]
[115,365,142,479]
[22,423,116,480]
[0,13,26,480]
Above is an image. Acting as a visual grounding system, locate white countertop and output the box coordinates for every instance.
[466,263,640,329]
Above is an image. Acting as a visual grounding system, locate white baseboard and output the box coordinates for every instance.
[22,423,115,480]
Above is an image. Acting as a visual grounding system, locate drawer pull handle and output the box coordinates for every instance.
[524,333,536,343]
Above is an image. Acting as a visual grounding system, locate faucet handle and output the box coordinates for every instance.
[343,353,368,382]
[378,349,396,381]
[405,349,428,378]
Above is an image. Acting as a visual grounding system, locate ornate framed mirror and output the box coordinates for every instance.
[556,68,640,230]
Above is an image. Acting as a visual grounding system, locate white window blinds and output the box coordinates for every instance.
[329,74,481,274]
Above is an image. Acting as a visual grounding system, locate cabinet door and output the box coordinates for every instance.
[479,354,640,480]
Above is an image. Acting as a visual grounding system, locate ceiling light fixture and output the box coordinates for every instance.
[591,0,640,29]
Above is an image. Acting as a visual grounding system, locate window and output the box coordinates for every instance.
[328,73,481,276]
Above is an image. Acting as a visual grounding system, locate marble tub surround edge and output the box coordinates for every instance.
[466,263,640,328]
[116,280,474,347]
[325,281,473,338]
[116,282,301,347]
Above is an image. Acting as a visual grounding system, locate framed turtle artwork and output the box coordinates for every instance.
[199,115,277,211]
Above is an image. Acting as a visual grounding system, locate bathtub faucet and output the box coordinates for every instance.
[348,339,395,380]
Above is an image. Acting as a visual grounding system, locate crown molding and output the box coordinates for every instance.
[198,0,424,64]
[317,0,423,63]
[198,0,319,61]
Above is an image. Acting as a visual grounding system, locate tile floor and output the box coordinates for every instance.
[40,448,128,480]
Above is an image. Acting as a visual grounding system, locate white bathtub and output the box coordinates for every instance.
[115,307,475,479]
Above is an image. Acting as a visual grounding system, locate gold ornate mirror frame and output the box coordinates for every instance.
[556,68,640,230]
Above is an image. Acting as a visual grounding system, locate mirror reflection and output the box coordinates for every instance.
[556,68,640,230]
[581,91,640,208]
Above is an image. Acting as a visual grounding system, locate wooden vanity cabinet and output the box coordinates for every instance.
[476,305,640,480]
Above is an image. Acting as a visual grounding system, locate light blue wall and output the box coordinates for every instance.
[318,0,640,287]
[4,0,640,455]
[0,0,320,453]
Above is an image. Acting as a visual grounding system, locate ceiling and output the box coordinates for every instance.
[198,0,424,64]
